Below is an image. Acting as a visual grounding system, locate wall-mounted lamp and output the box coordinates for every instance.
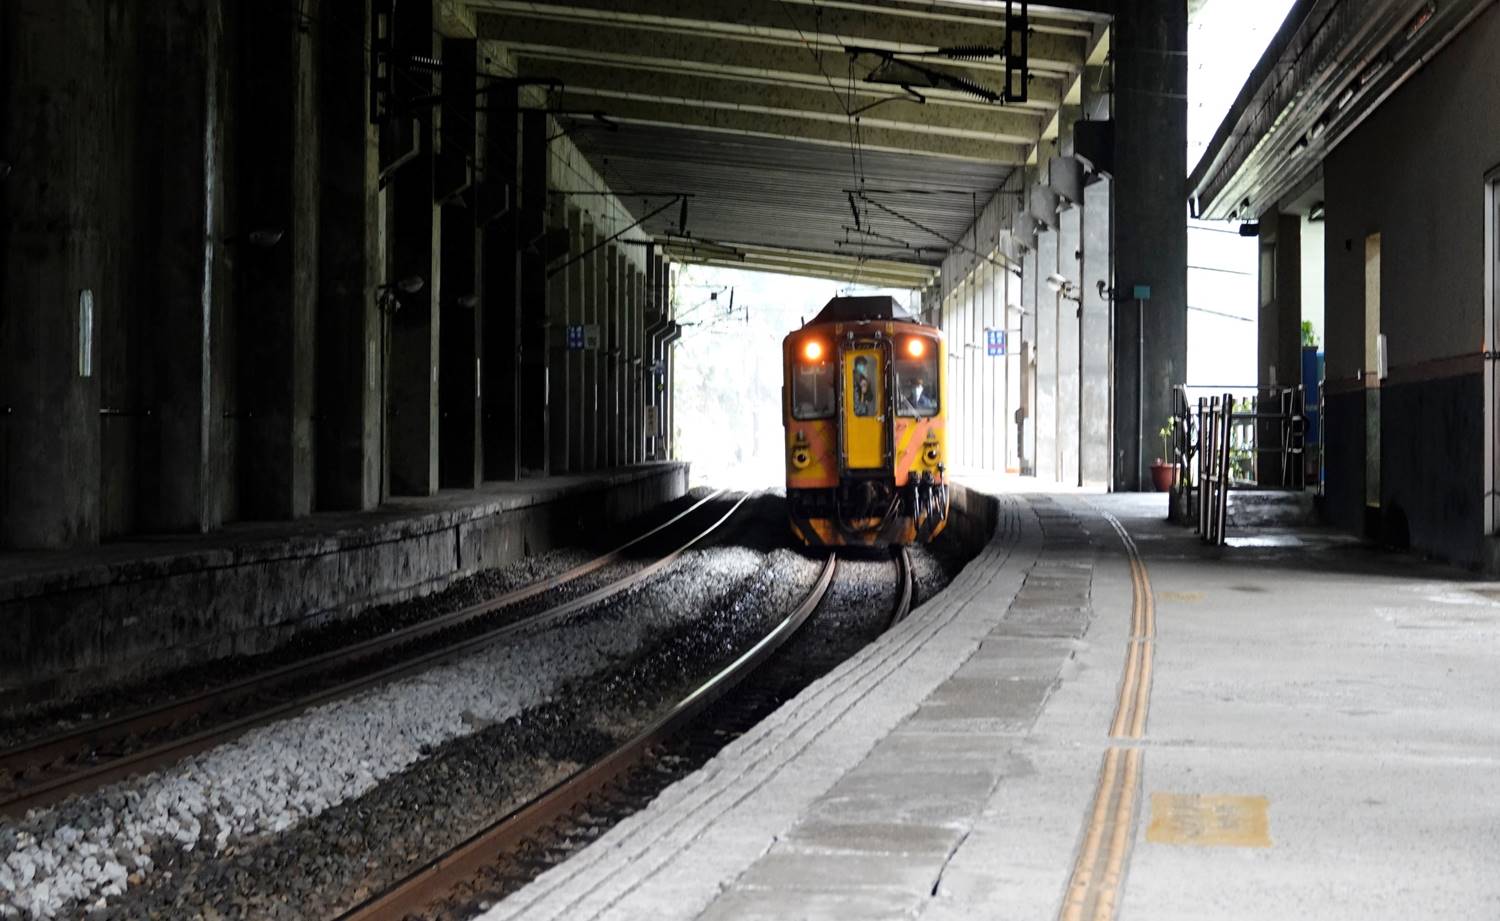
[1045,272,1082,302]
[377,275,425,314]
[224,228,285,248]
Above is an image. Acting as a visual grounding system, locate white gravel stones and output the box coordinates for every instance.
[1,546,765,919]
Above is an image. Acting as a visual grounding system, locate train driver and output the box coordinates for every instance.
[901,375,935,414]
[852,357,875,416]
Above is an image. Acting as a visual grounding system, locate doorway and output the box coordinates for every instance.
[1364,233,1381,515]
[1486,170,1500,532]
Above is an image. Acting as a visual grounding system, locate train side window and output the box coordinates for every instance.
[895,348,940,418]
[792,361,835,419]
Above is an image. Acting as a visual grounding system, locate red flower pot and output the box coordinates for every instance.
[1150,462,1177,492]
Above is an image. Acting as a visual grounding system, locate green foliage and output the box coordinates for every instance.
[1301,320,1319,348]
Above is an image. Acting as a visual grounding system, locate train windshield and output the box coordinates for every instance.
[791,360,836,419]
[894,343,939,418]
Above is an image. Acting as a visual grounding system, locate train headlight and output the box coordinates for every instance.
[905,337,926,358]
[792,448,812,469]
[920,435,942,467]
[802,340,824,362]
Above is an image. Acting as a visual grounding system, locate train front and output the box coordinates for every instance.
[782,296,950,547]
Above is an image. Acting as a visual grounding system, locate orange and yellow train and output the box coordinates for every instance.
[782,296,949,547]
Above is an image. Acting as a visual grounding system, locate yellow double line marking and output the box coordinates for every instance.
[1058,513,1155,921]
[1108,519,1155,739]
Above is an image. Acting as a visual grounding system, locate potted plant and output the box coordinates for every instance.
[1150,418,1177,492]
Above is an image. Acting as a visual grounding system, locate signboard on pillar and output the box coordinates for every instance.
[566,324,602,350]
[645,404,660,434]
[985,328,1009,357]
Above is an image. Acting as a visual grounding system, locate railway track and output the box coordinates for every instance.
[336,546,918,921]
[889,545,915,629]
[0,491,746,819]
[334,552,841,921]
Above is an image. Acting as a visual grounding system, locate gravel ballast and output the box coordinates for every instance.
[1,492,976,920]
[2,527,772,918]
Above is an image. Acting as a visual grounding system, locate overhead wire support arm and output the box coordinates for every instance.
[547,196,684,278]
[855,192,1008,271]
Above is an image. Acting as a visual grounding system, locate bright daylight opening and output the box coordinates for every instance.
[671,265,919,490]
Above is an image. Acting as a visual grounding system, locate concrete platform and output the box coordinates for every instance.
[483,484,1500,921]
[0,463,688,711]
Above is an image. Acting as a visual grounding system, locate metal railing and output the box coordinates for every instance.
[1173,384,1307,546]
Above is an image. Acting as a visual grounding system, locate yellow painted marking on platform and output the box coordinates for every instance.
[1158,590,1202,602]
[1092,748,1143,921]
[1062,511,1157,921]
[1106,518,1155,741]
[1146,794,1271,847]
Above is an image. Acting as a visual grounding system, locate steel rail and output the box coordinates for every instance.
[0,493,746,819]
[0,492,728,779]
[334,552,839,921]
[887,546,915,630]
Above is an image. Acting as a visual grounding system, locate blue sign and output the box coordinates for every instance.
[566,325,585,350]
[985,328,1008,357]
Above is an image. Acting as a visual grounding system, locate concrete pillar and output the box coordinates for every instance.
[645,251,664,460]
[565,207,587,473]
[548,194,571,475]
[1057,205,1082,485]
[1019,246,1039,475]
[628,265,642,464]
[1035,228,1059,480]
[599,249,615,468]
[0,0,131,547]
[1258,211,1303,485]
[1080,176,1113,486]
[316,0,381,511]
[1112,0,1188,490]
[612,250,627,467]
[517,110,550,475]
[387,1,440,496]
[581,222,600,471]
[131,0,231,532]
[439,37,482,490]
[481,84,520,481]
[234,0,318,518]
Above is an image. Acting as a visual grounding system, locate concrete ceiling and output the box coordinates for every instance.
[466,0,1108,283]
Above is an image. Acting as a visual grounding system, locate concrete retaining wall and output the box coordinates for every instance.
[0,464,688,712]
[945,481,1003,550]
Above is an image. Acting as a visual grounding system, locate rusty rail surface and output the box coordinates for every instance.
[887,546,915,630]
[334,551,839,921]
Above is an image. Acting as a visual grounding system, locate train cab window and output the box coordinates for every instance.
[792,360,835,419]
[894,339,939,418]
[850,355,878,417]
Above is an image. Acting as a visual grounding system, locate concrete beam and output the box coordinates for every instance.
[555,90,1029,163]
[439,37,483,489]
[388,2,442,497]
[565,207,586,473]
[476,14,1065,112]
[235,0,317,516]
[515,58,1041,143]
[547,193,571,474]
[481,83,522,481]
[469,0,1087,74]
[317,0,382,511]
[670,255,931,289]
